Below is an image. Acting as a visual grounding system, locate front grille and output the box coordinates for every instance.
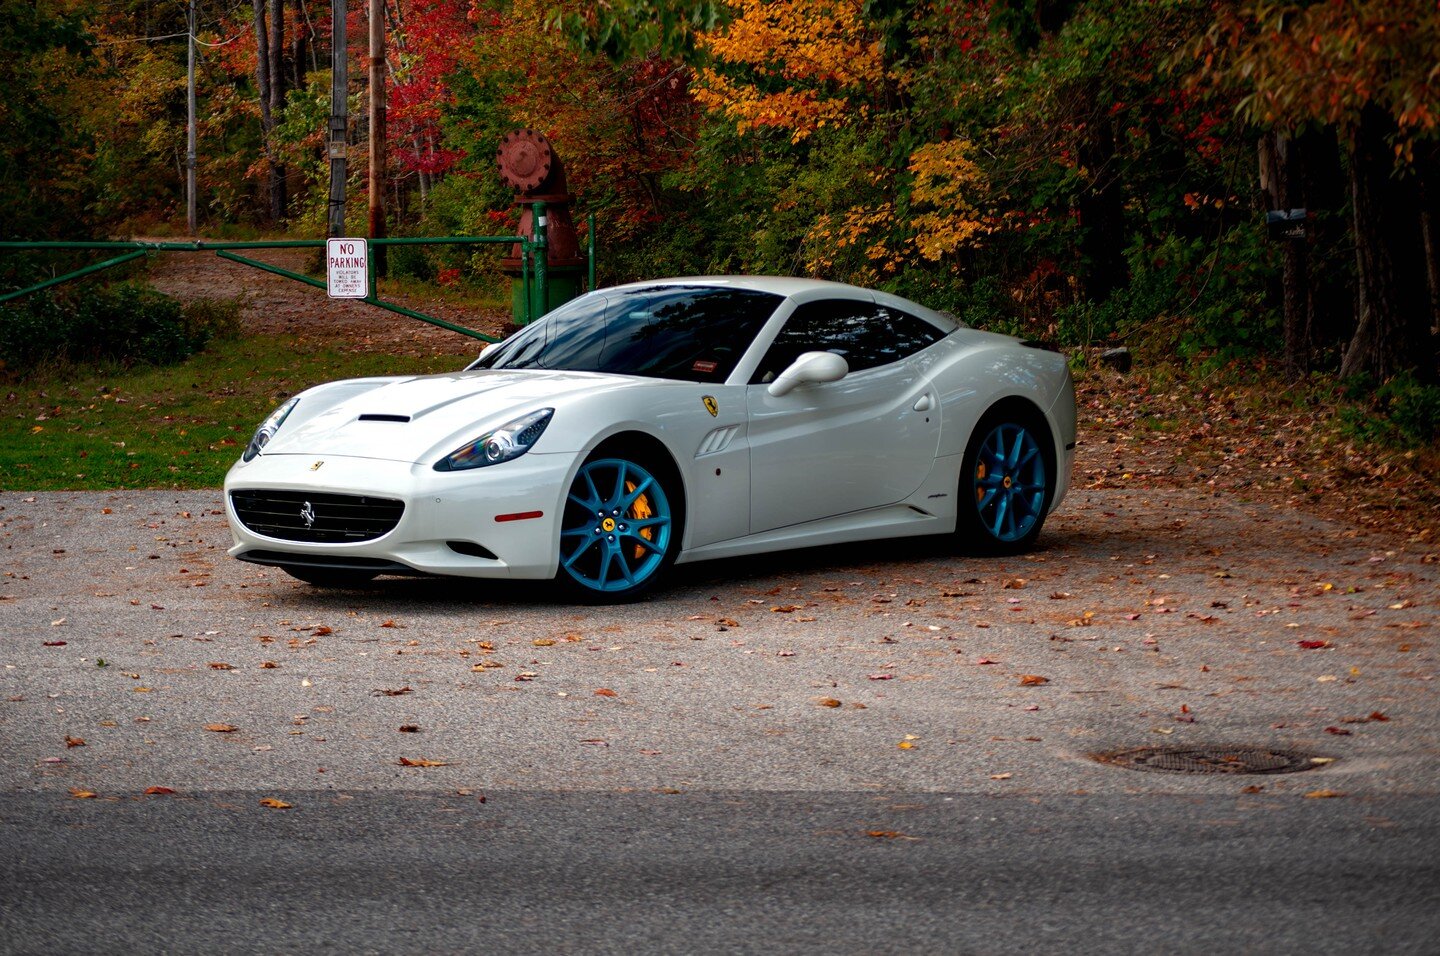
[230,490,404,543]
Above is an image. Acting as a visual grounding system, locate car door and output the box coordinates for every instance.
[745,298,944,534]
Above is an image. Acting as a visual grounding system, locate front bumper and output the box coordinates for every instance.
[223,451,575,579]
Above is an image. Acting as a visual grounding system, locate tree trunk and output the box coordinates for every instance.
[1076,116,1128,302]
[1296,127,1350,354]
[251,0,274,222]
[267,0,288,221]
[1259,131,1312,380]
[1419,143,1440,338]
[1340,105,1435,381]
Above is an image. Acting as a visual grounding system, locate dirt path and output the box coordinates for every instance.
[139,240,512,360]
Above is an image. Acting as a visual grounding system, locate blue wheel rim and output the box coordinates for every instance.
[560,458,672,593]
[972,423,1047,543]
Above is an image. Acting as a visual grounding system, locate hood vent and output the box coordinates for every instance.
[357,413,411,423]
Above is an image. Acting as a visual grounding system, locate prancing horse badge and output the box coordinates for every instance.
[702,396,719,417]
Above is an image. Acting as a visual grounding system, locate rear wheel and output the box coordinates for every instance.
[556,454,680,602]
[956,406,1055,555]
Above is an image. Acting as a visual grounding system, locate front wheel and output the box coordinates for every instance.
[556,454,680,602]
[956,407,1055,555]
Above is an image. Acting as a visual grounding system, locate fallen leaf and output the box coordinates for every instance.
[398,757,449,767]
[594,688,618,697]
[64,736,85,748]
[990,772,1013,780]
[373,686,413,696]
[259,797,293,809]
[380,620,402,629]
[976,657,998,665]
[50,618,66,627]
[398,725,420,733]
[1368,711,1391,722]
[259,661,279,669]
[867,673,894,681]
[770,605,800,613]
[532,638,556,646]
[1019,674,1050,686]
[1297,640,1332,650]
[42,640,67,646]
[817,698,843,708]
[866,830,915,839]
[204,723,238,733]
[515,672,539,682]
[311,626,333,636]
[69,789,98,799]
[208,662,236,670]
[144,786,176,795]
[898,741,914,750]
[1324,726,1352,735]
[1304,789,1345,799]
[1240,785,1264,794]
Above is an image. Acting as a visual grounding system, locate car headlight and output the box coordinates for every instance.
[242,397,299,462]
[434,408,553,472]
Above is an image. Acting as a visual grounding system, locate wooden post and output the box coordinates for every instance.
[367,0,386,276]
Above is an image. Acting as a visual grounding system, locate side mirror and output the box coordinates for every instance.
[767,351,849,397]
[479,342,500,360]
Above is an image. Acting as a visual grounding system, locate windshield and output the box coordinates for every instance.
[472,286,783,383]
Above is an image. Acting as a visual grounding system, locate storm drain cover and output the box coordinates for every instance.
[1096,746,1328,775]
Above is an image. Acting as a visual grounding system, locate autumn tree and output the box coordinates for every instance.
[1196,0,1440,381]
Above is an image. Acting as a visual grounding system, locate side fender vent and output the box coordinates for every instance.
[358,414,411,423]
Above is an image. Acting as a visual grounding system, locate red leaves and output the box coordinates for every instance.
[1297,640,1333,649]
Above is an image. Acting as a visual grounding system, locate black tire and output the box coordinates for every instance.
[956,403,1056,555]
[554,449,684,603]
[284,567,379,588]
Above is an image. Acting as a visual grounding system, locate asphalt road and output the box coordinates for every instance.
[2,486,1438,952]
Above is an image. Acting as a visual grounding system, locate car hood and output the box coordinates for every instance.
[260,369,643,463]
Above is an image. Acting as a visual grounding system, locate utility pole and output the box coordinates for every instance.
[186,0,197,235]
[326,0,347,237]
[367,0,386,276]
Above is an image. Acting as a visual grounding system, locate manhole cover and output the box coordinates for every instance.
[1095,746,1329,775]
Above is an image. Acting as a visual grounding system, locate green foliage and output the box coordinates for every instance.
[1048,229,1278,360]
[0,284,240,377]
[1341,373,1440,447]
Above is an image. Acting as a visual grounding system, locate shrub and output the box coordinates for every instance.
[0,282,235,378]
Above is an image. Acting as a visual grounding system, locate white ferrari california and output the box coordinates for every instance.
[224,276,1076,600]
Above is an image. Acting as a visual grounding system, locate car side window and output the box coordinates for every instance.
[751,300,946,384]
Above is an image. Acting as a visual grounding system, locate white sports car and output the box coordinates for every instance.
[224,276,1076,601]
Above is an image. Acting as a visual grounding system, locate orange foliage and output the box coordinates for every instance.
[695,0,885,142]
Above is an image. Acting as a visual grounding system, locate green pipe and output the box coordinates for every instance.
[0,237,522,252]
[218,251,496,342]
[360,296,498,342]
[0,250,147,303]
[531,201,548,319]
[521,241,531,326]
[215,251,327,290]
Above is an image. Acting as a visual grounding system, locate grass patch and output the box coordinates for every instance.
[2,333,472,491]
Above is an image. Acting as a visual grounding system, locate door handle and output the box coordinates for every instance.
[912,394,933,412]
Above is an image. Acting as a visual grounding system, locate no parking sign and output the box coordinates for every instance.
[326,238,368,298]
